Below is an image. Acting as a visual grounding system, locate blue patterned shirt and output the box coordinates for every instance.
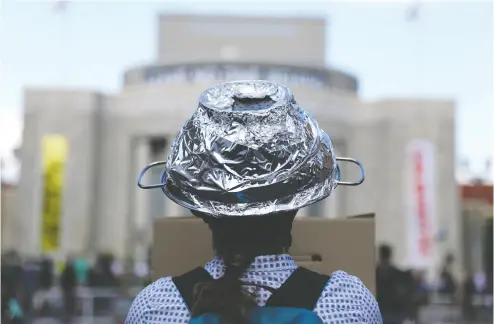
[126,254,382,324]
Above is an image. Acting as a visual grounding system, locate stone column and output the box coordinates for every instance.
[324,188,340,219]
[163,137,188,217]
[149,138,167,219]
[326,141,346,219]
[97,122,132,260]
[297,207,309,218]
[133,137,151,262]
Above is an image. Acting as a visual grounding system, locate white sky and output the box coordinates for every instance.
[0,0,493,181]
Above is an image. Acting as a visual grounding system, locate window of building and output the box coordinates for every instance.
[149,138,167,219]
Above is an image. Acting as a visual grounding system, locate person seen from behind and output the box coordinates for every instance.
[376,244,410,324]
[61,258,78,322]
[73,255,90,285]
[438,253,457,301]
[88,253,119,315]
[126,81,382,324]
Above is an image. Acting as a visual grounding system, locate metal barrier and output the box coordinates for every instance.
[32,287,141,324]
[417,293,493,324]
[32,289,493,324]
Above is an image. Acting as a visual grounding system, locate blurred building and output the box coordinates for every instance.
[17,14,460,277]
[1,181,18,251]
[461,180,493,275]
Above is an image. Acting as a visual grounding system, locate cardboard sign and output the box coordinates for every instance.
[152,214,376,294]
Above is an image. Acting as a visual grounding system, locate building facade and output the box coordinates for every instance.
[461,182,493,275]
[1,182,18,251]
[17,14,461,277]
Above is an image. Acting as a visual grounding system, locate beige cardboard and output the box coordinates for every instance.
[152,214,376,294]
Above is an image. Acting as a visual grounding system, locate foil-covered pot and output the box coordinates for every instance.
[138,80,365,217]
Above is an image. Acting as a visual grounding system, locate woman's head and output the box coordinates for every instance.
[191,209,297,255]
[190,210,298,323]
[136,81,366,321]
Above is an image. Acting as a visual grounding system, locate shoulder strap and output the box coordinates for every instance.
[172,267,214,311]
[265,267,330,310]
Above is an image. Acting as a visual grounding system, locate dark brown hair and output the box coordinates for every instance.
[190,210,298,324]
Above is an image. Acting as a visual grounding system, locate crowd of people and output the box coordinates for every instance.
[1,251,139,323]
[2,245,493,323]
[2,244,493,323]
[376,244,493,324]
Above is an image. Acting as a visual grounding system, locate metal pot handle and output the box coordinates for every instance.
[335,157,365,186]
[138,157,365,189]
[137,161,168,189]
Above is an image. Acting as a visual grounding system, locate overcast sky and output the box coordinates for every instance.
[0,0,492,181]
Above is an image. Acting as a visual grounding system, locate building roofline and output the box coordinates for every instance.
[461,183,493,205]
[1,182,16,189]
[158,12,327,23]
[122,61,359,93]
[124,61,358,81]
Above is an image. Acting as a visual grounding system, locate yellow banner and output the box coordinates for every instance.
[41,135,68,252]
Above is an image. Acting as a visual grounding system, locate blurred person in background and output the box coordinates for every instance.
[408,270,429,323]
[20,257,41,321]
[36,255,55,317]
[133,260,150,285]
[473,269,487,293]
[38,256,54,291]
[110,256,125,282]
[438,253,457,301]
[2,252,17,322]
[73,254,90,285]
[479,257,493,322]
[89,253,119,288]
[462,271,477,322]
[89,253,119,315]
[2,289,24,324]
[1,251,24,322]
[376,244,410,324]
[61,257,78,322]
[2,251,23,292]
[485,271,493,295]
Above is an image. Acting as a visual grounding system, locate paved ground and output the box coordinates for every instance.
[34,318,121,324]
[30,302,493,324]
[32,312,492,324]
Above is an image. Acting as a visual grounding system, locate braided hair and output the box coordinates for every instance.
[190,210,298,324]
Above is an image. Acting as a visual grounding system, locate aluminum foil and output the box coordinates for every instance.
[138,80,365,217]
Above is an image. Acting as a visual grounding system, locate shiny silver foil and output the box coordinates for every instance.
[138,80,365,217]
